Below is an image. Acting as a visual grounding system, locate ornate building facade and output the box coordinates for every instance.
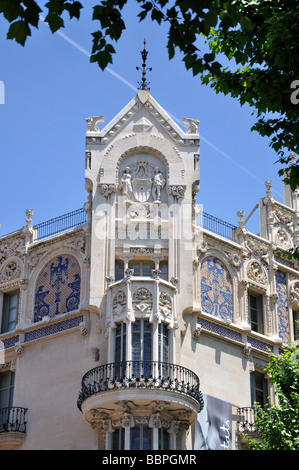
[0,87,298,450]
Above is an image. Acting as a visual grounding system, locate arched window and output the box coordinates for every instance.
[201,257,233,322]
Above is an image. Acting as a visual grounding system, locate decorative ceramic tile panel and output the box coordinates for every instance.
[275,270,290,343]
[201,257,233,322]
[24,315,83,343]
[198,318,242,343]
[34,255,81,322]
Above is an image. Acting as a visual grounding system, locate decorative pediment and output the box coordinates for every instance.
[86,91,199,147]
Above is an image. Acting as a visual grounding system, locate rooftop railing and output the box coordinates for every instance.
[199,211,236,241]
[32,207,236,242]
[33,207,87,241]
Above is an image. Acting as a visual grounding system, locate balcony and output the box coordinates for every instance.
[0,407,28,449]
[77,361,204,432]
[237,407,260,446]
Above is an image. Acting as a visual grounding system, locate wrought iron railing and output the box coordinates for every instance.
[77,361,204,411]
[33,207,87,241]
[200,211,236,241]
[0,407,28,434]
[237,407,260,433]
[32,206,236,242]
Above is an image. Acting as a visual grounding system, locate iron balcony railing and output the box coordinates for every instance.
[200,211,236,241]
[0,407,28,434]
[237,407,260,434]
[77,361,204,412]
[33,207,87,241]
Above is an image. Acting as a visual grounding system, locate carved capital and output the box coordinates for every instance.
[98,183,118,197]
[167,185,186,200]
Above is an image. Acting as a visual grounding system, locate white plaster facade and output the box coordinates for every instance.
[0,90,298,450]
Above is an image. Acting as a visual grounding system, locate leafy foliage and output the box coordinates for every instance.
[247,344,299,450]
[0,1,298,185]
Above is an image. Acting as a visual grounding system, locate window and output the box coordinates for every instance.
[112,427,125,450]
[248,292,263,334]
[115,259,168,280]
[158,428,169,450]
[128,260,155,277]
[0,371,15,409]
[1,291,19,333]
[158,323,169,363]
[131,425,152,450]
[115,320,170,376]
[250,371,268,408]
[115,323,127,379]
[159,261,168,281]
[115,260,124,281]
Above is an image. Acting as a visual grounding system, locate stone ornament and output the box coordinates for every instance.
[274,227,292,250]
[119,160,166,204]
[132,287,153,312]
[112,290,127,315]
[181,117,199,134]
[0,257,22,284]
[167,185,186,200]
[246,260,267,285]
[98,183,118,198]
[86,115,104,132]
[159,291,172,317]
[289,280,299,305]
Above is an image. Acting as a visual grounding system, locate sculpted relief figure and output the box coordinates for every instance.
[181,116,200,134]
[152,167,165,203]
[119,167,133,201]
[119,161,166,204]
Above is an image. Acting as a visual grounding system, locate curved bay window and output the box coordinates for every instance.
[111,319,171,450]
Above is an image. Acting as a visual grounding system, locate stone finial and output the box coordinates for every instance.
[237,210,245,227]
[265,181,272,196]
[25,209,33,227]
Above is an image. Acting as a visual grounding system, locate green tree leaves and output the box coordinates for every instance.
[247,345,299,450]
[0,0,298,190]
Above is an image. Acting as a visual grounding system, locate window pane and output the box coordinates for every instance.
[158,323,169,363]
[159,428,169,450]
[115,260,124,281]
[131,425,152,450]
[160,261,168,281]
[2,292,19,333]
[0,372,14,408]
[249,293,263,333]
[129,262,140,276]
[115,323,126,364]
[112,428,124,450]
[142,426,152,450]
[251,372,267,407]
[142,262,154,276]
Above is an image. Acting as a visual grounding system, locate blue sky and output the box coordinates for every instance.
[0,1,285,237]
